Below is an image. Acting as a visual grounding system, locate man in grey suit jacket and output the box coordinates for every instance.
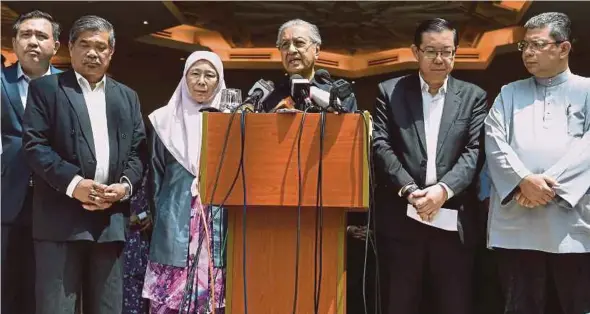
[0,10,61,314]
[373,18,487,314]
[485,12,590,314]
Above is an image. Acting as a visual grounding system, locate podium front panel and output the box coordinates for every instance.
[199,112,370,210]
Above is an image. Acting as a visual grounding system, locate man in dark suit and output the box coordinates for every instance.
[22,15,146,314]
[261,19,357,112]
[372,18,487,314]
[1,10,62,314]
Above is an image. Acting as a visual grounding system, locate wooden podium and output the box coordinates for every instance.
[199,112,369,314]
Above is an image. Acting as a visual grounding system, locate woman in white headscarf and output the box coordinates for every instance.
[142,51,226,314]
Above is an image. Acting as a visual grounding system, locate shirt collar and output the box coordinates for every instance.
[534,68,570,87]
[419,73,448,95]
[17,63,52,82]
[74,71,106,91]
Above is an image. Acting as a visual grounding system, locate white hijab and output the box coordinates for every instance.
[148,51,226,196]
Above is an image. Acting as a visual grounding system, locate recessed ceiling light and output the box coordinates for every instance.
[180,57,186,61]
[143,21,149,25]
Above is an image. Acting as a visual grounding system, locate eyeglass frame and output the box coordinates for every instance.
[276,39,317,52]
[417,47,456,59]
[517,40,566,52]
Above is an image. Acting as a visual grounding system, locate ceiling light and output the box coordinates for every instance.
[143,21,148,25]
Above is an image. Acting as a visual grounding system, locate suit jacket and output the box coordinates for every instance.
[22,70,146,242]
[1,63,61,224]
[372,74,487,246]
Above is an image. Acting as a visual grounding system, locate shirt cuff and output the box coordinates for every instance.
[439,182,454,200]
[66,175,84,198]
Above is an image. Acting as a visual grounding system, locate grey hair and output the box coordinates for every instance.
[69,15,115,48]
[276,19,322,47]
[524,12,571,42]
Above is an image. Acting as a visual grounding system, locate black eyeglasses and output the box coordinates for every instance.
[517,40,565,52]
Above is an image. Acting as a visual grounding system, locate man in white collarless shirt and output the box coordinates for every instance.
[486,12,590,314]
[373,18,487,314]
[1,10,62,314]
[22,15,146,314]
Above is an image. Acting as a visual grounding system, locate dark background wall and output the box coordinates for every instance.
[108,41,590,116]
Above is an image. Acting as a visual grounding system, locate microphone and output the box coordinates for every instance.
[309,86,333,111]
[314,69,354,111]
[290,74,313,110]
[243,79,275,112]
[313,69,349,112]
[314,69,333,85]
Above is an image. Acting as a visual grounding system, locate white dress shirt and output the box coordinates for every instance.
[419,74,454,198]
[17,63,52,109]
[66,72,110,197]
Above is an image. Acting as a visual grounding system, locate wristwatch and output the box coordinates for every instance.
[120,182,131,202]
[119,176,133,202]
[400,182,420,199]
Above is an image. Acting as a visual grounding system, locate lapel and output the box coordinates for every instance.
[404,74,427,155]
[436,76,462,157]
[105,77,121,182]
[2,63,25,120]
[60,70,96,159]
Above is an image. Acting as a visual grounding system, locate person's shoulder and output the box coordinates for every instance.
[499,77,532,95]
[569,72,590,88]
[2,63,19,80]
[451,76,485,95]
[30,71,61,91]
[378,73,414,90]
[108,76,137,95]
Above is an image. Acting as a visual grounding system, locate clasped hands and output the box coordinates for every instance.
[515,174,558,208]
[407,184,448,222]
[72,179,127,211]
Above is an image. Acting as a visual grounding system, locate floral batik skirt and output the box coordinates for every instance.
[142,195,225,314]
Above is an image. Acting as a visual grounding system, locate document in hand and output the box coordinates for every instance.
[406,204,458,232]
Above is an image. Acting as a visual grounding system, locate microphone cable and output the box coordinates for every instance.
[238,109,249,314]
[180,107,241,314]
[292,106,312,314]
[360,111,382,314]
[313,111,327,313]
[204,104,253,313]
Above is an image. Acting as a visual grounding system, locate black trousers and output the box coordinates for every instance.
[34,240,124,314]
[1,189,35,314]
[473,205,504,314]
[377,222,474,314]
[496,248,590,314]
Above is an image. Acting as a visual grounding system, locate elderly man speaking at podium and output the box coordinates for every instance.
[260,19,358,113]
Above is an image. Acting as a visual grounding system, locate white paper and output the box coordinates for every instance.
[406,204,458,232]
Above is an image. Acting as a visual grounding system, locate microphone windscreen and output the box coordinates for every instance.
[310,86,330,109]
[314,69,331,83]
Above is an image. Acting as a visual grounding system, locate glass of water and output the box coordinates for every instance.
[219,88,242,113]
